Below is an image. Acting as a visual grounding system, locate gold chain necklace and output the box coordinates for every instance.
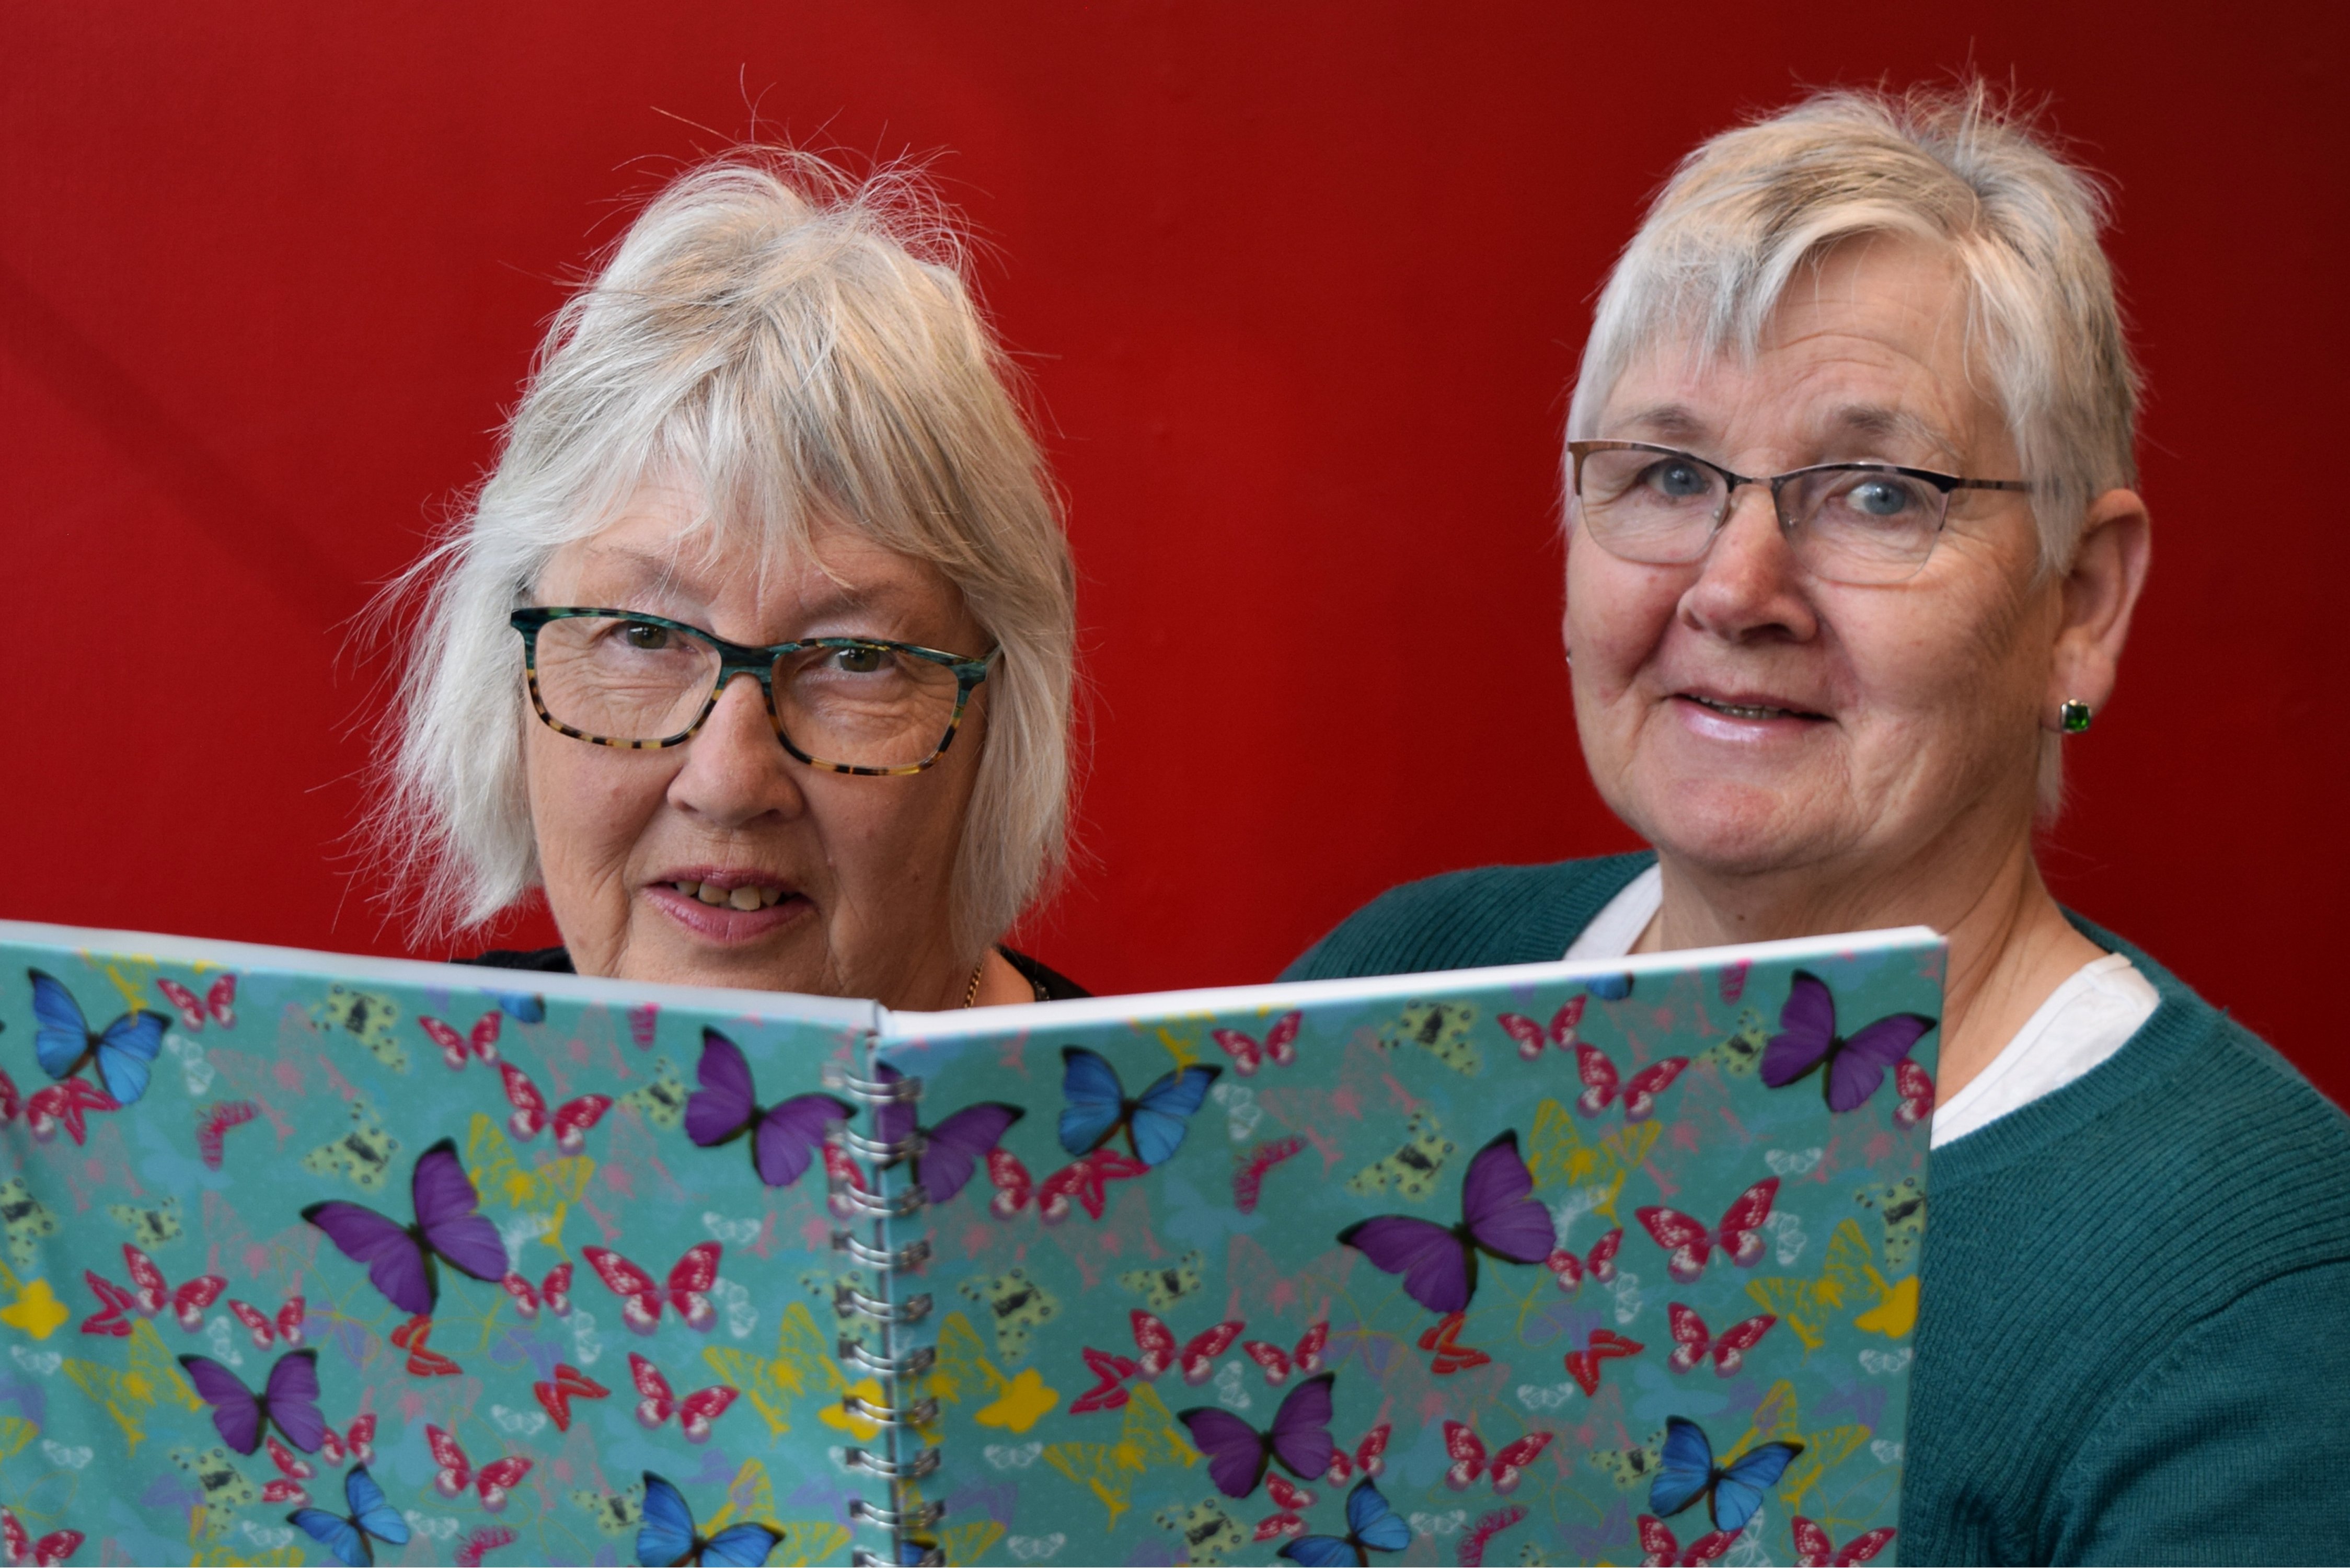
[962,954,987,1008]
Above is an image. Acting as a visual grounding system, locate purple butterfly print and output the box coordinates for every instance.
[302,1138,509,1317]
[1338,1132,1556,1315]
[1760,972,1938,1114]
[874,1064,1024,1206]
[1178,1372,1337,1498]
[177,1348,327,1456]
[683,1028,852,1188]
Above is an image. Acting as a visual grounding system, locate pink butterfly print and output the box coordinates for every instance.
[1793,1516,1897,1566]
[1036,1149,1149,1223]
[1720,961,1750,1004]
[228,1295,307,1350]
[0,1069,18,1126]
[1131,1312,1243,1383]
[421,1010,502,1070]
[1575,1045,1691,1121]
[1233,1136,1304,1214]
[1444,1423,1553,1494]
[821,1145,869,1219]
[1462,1506,1529,1567]
[121,1244,224,1329]
[428,1423,534,1510]
[626,1003,659,1050]
[1,1508,84,1568]
[1324,1420,1392,1484]
[456,1525,519,1567]
[390,1314,460,1377]
[498,1064,612,1153]
[1497,998,1587,1061]
[1252,1474,1318,1541]
[1640,1514,1737,1566]
[627,1352,740,1440]
[1419,1311,1492,1375]
[318,1412,377,1467]
[531,1364,608,1433]
[582,1241,722,1333]
[1213,1011,1301,1076]
[79,1273,136,1338]
[1894,1060,1936,1127]
[195,1100,258,1170]
[26,1079,114,1145]
[985,1148,1034,1219]
[156,974,237,1031]
[501,1263,574,1320]
[1069,1347,1145,1414]
[1242,1321,1329,1386]
[1546,1227,1625,1293]
[1637,1178,1779,1284]
[265,1434,316,1482]
[1565,1328,1644,1396]
[1666,1302,1778,1375]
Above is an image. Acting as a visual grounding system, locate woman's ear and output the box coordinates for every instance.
[2045,487,2152,728]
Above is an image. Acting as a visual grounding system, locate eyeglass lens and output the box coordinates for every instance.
[1574,446,1951,585]
[529,615,965,768]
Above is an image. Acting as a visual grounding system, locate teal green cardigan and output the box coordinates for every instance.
[1286,853,2350,1566]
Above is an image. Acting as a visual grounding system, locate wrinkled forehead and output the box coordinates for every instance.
[535,481,953,626]
[1598,236,1994,465]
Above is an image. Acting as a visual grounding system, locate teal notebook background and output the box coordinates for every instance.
[0,920,1940,1567]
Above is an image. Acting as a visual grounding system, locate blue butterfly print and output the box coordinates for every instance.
[1651,1415,1804,1536]
[287,1465,410,1567]
[636,1471,781,1566]
[1280,1478,1414,1565]
[1057,1047,1220,1168]
[29,969,165,1106]
[490,990,546,1024]
[1588,973,1634,1002]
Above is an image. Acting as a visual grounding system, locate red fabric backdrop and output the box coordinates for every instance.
[4,2,2344,1104]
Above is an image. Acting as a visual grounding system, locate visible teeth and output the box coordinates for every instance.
[673,880,788,908]
[1698,697,1792,720]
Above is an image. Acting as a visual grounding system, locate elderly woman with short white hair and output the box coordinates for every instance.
[386,156,1084,1007]
[1292,88,2350,1563]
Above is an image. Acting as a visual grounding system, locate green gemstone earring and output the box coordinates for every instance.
[2059,699,2093,734]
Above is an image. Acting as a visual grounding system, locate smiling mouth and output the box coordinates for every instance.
[669,880,792,911]
[1680,695,1826,722]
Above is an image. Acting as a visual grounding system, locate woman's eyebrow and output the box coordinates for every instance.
[1821,404,1963,467]
[1612,403,1712,445]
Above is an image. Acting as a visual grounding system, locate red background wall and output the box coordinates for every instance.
[4,3,2344,1104]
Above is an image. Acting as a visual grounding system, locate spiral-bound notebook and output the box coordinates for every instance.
[0,918,1940,1568]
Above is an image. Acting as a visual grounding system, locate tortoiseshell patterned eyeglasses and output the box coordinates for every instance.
[510,607,996,777]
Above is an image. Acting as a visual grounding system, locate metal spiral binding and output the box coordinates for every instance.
[833,1233,932,1271]
[830,1042,946,1566]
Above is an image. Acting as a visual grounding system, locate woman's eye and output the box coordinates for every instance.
[1848,479,1916,517]
[620,622,671,650]
[831,645,886,674]
[1648,462,1712,499]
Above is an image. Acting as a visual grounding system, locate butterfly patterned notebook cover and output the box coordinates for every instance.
[854,929,1943,1568]
[0,917,898,1568]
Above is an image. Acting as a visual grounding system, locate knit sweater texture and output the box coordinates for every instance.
[1285,853,2350,1566]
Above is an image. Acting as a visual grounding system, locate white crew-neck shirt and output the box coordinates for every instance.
[1562,864,2160,1148]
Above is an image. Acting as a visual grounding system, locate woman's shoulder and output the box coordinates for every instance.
[1282,851,1657,982]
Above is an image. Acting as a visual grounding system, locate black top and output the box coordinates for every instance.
[448,944,1089,1002]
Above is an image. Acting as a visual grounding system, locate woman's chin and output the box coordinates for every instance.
[1630,782,1853,880]
[600,891,834,993]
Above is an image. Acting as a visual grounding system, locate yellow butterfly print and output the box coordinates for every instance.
[1039,1383,1195,1532]
[701,1300,844,1439]
[0,1178,61,1272]
[1379,1002,1482,1076]
[700,1457,774,1532]
[1524,1098,1661,1218]
[1744,1218,1913,1350]
[940,1518,1007,1563]
[975,1367,1058,1433]
[63,1320,201,1454]
[0,1416,35,1462]
[0,1274,69,1340]
[767,1523,853,1565]
[1735,1378,1874,1517]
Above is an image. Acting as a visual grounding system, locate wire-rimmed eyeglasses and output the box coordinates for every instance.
[1566,440,2031,586]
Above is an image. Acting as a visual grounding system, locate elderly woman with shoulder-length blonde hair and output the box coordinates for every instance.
[384,154,1084,1008]
[1291,86,2350,1563]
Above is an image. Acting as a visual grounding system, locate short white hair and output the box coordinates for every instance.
[1566,83,2139,812]
[377,152,1077,951]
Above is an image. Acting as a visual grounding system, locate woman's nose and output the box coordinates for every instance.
[665,672,808,827]
[1679,487,1820,644]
